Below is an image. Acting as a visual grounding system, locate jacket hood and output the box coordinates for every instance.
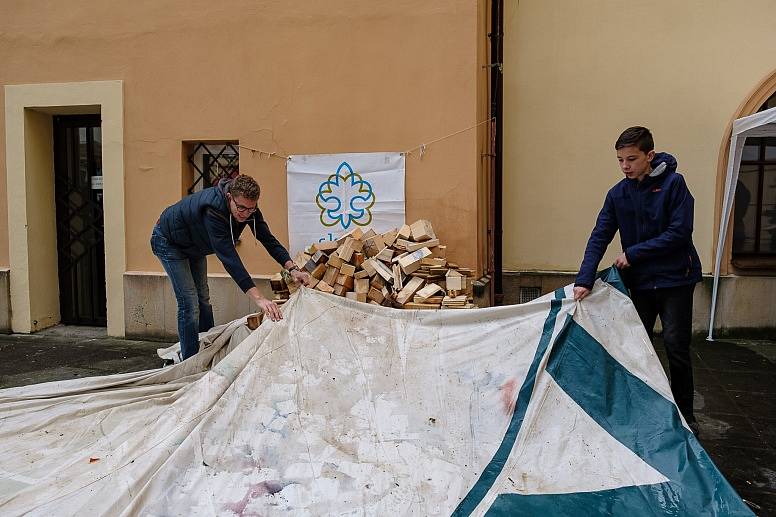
[650,152,677,177]
[632,152,677,189]
[217,178,231,195]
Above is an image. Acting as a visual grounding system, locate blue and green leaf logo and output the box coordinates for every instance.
[316,161,376,229]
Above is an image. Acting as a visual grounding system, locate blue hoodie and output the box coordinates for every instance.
[575,152,702,291]
[157,179,291,293]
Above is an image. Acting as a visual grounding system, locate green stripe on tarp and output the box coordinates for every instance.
[597,266,628,296]
[452,288,566,516]
[529,320,753,517]
[485,483,674,517]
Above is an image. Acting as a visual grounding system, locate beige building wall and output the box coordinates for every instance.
[503,0,776,274]
[0,0,485,274]
[1,1,489,334]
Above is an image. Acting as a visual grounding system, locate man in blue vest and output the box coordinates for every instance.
[151,174,309,360]
[574,127,702,434]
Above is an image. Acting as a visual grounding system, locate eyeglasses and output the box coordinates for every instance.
[229,194,257,214]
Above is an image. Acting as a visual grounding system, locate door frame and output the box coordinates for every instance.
[4,81,125,335]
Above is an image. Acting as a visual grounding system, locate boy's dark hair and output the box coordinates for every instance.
[615,126,654,152]
[230,174,260,200]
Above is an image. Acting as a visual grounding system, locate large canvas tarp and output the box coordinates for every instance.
[0,270,752,516]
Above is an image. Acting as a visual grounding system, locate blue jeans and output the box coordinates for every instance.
[150,225,214,360]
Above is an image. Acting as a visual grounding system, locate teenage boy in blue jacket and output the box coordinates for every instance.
[151,174,310,360]
[574,126,702,432]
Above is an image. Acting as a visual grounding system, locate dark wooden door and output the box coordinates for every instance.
[53,115,106,326]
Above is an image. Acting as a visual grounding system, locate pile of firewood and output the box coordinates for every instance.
[270,220,476,310]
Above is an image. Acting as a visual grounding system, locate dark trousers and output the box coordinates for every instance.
[631,284,696,423]
[150,225,215,361]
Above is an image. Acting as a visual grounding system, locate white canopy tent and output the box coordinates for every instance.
[708,106,776,340]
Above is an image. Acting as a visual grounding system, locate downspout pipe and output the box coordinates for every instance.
[490,0,504,305]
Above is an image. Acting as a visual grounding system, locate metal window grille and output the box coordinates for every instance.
[519,287,541,303]
[187,142,239,194]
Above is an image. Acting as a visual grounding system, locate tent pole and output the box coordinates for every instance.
[708,133,742,341]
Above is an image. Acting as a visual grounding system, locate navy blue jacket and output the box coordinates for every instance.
[157,179,291,293]
[576,152,702,291]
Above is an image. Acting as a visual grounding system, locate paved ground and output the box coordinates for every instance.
[0,327,774,514]
[655,337,776,515]
[0,326,167,388]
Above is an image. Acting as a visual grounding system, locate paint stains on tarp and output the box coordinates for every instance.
[223,480,291,515]
[500,378,518,415]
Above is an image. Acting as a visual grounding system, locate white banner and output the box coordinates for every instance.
[286,152,405,256]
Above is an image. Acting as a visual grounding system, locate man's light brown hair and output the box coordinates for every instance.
[230,174,260,200]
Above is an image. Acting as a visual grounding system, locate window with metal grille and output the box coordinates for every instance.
[184,142,239,195]
[519,287,541,303]
[732,91,776,260]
